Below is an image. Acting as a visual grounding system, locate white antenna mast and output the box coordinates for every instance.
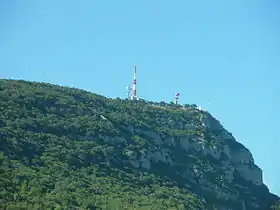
[126,84,132,99]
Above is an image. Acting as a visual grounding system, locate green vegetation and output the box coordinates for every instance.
[272,202,280,210]
[0,79,279,209]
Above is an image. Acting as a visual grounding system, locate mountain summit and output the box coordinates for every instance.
[0,79,279,209]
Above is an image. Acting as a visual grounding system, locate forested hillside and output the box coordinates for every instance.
[0,79,279,210]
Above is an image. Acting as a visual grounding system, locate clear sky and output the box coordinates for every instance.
[1,0,279,195]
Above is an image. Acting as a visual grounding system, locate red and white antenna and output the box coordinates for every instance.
[132,64,137,100]
[174,92,180,104]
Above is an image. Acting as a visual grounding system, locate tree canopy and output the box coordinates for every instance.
[0,79,279,209]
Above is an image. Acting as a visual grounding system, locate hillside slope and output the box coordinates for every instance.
[0,79,279,210]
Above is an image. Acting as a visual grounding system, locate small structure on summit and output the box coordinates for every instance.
[124,64,203,112]
[174,92,180,104]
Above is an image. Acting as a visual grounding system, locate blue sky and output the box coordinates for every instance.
[1,0,279,195]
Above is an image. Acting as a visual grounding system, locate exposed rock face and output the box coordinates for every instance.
[120,110,269,210]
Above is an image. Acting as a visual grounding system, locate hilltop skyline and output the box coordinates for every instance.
[1,0,279,195]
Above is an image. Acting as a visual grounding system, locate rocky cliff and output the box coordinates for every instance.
[0,79,279,209]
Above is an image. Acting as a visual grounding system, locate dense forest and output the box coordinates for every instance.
[0,79,279,210]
